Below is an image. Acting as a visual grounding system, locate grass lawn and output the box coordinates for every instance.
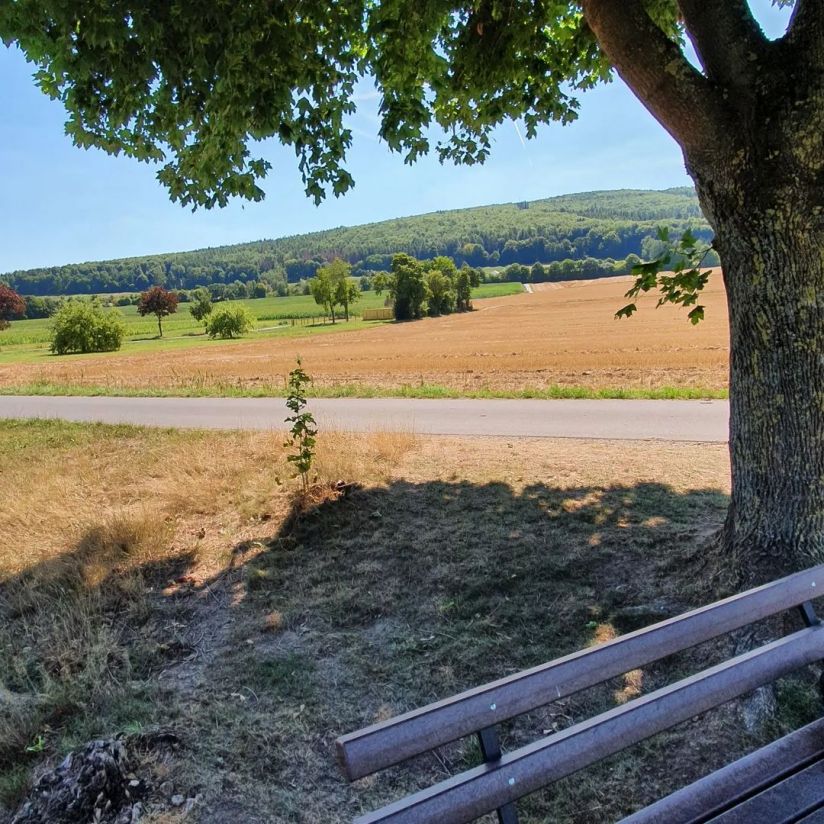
[1,420,814,823]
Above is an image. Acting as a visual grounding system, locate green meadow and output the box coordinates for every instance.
[0,283,525,359]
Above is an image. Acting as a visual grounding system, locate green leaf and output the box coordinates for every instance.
[615,303,637,320]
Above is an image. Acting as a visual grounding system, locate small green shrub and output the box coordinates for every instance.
[50,301,126,355]
[189,287,213,322]
[284,357,317,492]
[204,305,254,338]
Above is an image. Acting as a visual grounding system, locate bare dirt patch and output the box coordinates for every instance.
[0,273,729,395]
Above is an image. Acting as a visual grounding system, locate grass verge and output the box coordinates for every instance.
[0,381,729,400]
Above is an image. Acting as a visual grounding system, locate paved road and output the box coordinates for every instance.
[0,395,729,442]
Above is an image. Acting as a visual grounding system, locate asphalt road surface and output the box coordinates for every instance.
[0,396,729,442]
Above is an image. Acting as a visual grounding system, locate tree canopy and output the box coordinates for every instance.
[137,285,178,337]
[0,1,612,207]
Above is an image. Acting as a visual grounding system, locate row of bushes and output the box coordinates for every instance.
[489,247,719,284]
[47,300,254,355]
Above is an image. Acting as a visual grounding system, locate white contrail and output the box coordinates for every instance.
[512,121,534,167]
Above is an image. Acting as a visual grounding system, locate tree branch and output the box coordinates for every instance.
[782,0,824,171]
[678,1,770,89]
[787,0,824,39]
[785,0,824,67]
[581,0,726,153]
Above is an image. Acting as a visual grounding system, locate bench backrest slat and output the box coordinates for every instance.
[355,626,824,824]
[337,564,824,780]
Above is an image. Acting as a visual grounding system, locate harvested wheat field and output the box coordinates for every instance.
[3,419,817,823]
[0,272,729,397]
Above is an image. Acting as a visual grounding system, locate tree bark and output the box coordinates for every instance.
[690,159,824,586]
[157,315,162,337]
[583,0,824,587]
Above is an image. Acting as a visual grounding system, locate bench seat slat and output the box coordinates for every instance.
[338,565,824,781]
[797,808,824,823]
[710,759,824,824]
[619,716,824,824]
[354,627,824,824]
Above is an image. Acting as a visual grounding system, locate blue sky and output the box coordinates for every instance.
[0,2,790,273]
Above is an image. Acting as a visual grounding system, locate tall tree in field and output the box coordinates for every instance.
[336,278,361,323]
[137,286,178,337]
[308,267,338,323]
[3,2,822,583]
[386,254,429,321]
[318,259,360,322]
[189,287,213,324]
[425,269,456,316]
[425,257,458,316]
[455,266,481,313]
[0,285,26,330]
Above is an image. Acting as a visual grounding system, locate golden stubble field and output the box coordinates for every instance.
[0,272,730,394]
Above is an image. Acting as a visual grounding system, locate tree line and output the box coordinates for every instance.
[1,188,711,296]
[0,255,484,337]
[4,249,723,324]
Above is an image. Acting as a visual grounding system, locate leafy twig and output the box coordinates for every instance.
[616,227,714,325]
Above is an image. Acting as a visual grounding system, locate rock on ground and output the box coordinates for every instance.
[12,731,180,824]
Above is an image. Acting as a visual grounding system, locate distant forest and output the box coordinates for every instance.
[2,188,713,296]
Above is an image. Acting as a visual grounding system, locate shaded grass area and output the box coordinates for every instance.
[0,381,728,400]
[0,420,416,819]
[0,421,815,823]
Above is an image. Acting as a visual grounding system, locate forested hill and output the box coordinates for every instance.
[3,187,710,296]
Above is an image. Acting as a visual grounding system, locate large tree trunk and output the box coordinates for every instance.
[691,161,824,586]
[580,0,824,590]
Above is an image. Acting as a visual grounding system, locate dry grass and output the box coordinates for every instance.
[0,273,729,395]
[0,421,415,815]
[3,420,815,824]
[0,424,413,580]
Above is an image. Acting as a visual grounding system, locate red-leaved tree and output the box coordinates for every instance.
[0,285,26,331]
[137,286,179,337]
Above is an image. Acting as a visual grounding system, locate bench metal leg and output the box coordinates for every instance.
[799,601,820,628]
[798,601,824,700]
[477,726,520,824]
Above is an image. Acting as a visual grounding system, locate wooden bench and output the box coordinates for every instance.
[336,564,824,823]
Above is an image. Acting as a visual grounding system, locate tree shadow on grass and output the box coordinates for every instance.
[195,478,748,824]
[6,477,810,824]
[0,526,197,805]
